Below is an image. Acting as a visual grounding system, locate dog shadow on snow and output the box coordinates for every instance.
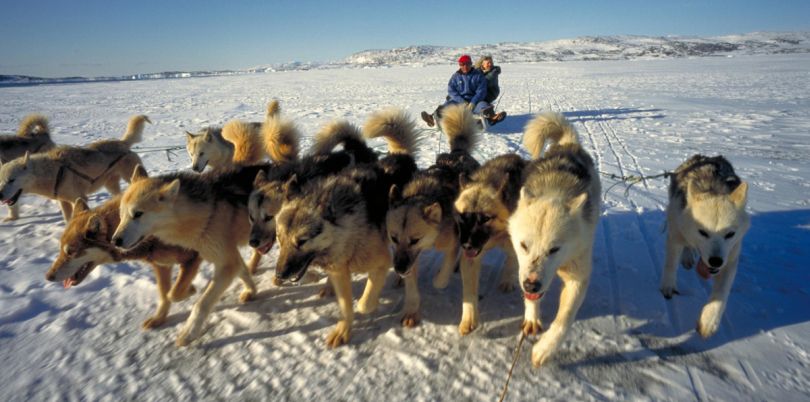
[169,208,808,360]
[484,108,665,135]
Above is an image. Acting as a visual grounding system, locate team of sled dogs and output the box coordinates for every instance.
[0,101,750,366]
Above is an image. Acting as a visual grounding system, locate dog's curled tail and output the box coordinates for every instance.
[266,100,281,118]
[523,112,579,159]
[223,119,264,164]
[311,120,376,162]
[17,114,50,137]
[262,116,300,164]
[439,103,479,153]
[362,107,419,155]
[120,115,152,146]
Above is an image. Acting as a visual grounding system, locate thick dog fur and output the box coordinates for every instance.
[384,104,480,327]
[0,114,55,220]
[454,149,525,335]
[262,100,300,165]
[508,112,600,366]
[111,165,266,346]
[660,154,749,339]
[185,101,287,172]
[273,116,416,347]
[45,196,201,329]
[0,115,149,221]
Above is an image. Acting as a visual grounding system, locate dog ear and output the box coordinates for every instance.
[323,204,339,225]
[185,131,197,142]
[72,198,90,214]
[389,184,402,203]
[254,170,268,188]
[85,215,105,238]
[686,180,706,203]
[520,186,535,201]
[459,172,471,189]
[730,181,748,208]
[160,179,181,202]
[283,174,300,201]
[130,164,149,182]
[203,130,214,143]
[423,202,442,224]
[567,192,588,213]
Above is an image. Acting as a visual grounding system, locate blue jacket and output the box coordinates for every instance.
[447,68,488,105]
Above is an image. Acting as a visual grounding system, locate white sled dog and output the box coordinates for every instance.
[186,100,293,171]
[0,115,150,221]
[508,112,600,367]
[0,114,55,220]
[660,154,750,339]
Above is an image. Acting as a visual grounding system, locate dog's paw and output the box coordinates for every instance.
[168,285,196,302]
[531,330,561,367]
[325,321,351,348]
[531,344,554,367]
[697,302,723,339]
[239,289,255,303]
[272,277,284,287]
[400,312,421,328]
[498,280,515,293]
[318,285,334,298]
[432,272,451,289]
[142,315,167,330]
[521,319,543,336]
[660,286,680,299]
[458,314,479,336]
[356,296,379,315]
[2,216,18,222]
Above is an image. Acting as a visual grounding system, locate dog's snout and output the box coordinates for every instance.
[708,256,723,268]
[523,278,542,294]
[113,237,124,247]
[45,272,56,282]
[249,238,260,248]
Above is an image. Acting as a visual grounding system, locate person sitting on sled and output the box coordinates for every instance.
[421,54,502,127]
[476,55,506,123]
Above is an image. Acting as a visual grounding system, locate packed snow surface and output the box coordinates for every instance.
[0,54,808,401]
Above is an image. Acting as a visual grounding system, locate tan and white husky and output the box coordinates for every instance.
[660,154,750,339]
[508,112,601,367]
[0,114,55,220]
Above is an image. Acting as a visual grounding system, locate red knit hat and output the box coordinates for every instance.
[458,55,472,64]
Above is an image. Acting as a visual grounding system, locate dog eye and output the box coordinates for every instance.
[548,246,560,255]
[520,241,528,252]
[409,238,420,246]
[133,211,143,219]
[264,215,274,222]
[7,179,13,184]
[391,236,399,244]
[480,215,491,223]
[295,238,307,249]
[698,229,709,238]
[199,152,205,157]
[724,231,735,239]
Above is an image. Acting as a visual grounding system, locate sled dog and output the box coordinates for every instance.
[508,112,601,366]
[111,164,264,346]
[453,151,525,335]
[384,104,480,327]
[46,196,201,329]
[0,114,55,220]
[0,115,150,221]
[186,100,288,171]
[273,116,416,347]
[660,154,749,339]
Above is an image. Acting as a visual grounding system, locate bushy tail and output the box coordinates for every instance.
[262,116,300,164]
[522,112,579,159]
[17,114,50,137]
[120,115,152,146]
[362,107,419,155]
[266,100,280,118]
[439,103,479,153]
[222,119,264,164]
[310,120,376,163]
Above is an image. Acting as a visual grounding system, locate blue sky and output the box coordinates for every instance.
[1,0,808,77]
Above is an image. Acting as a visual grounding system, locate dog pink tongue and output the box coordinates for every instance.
[63,278,75,289]
[697,260,711,280]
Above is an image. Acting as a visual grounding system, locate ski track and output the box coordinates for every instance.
[0,55,809,400]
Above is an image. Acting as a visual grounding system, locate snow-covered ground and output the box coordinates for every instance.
[0,53,808,401]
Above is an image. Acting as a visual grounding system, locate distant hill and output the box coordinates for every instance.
[3,32,808,86]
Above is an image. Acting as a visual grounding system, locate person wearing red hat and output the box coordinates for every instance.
[421,54,500,127]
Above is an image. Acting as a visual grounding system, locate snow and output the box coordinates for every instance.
[0,53,809,401]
